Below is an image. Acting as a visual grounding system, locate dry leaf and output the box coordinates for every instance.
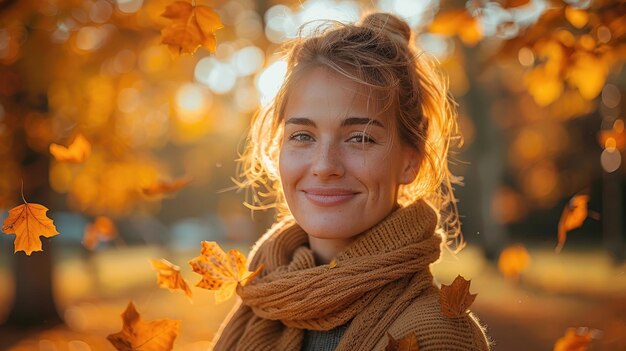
[329,258,337,269]
[83,216,118,250]
[429,9,483,46]
[160,1,223,55]
[386,332,420,351]
[497,244,531,280]
[553,327,595,351]
[188,241,263,304]
[49,133,91,163]
[140,177,192,197]
[107,301,180,351]
[2,202,59,255]
[439,275,477,318]
[556,194,590,253]
[150,258,193,300]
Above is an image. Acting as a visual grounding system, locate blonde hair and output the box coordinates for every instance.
[237,13,464,251]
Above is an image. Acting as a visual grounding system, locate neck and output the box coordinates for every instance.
[307,234,359,265]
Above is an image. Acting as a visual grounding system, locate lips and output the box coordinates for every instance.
[302,188,359,206]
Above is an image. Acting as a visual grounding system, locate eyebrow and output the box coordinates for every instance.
[285,116,385,128]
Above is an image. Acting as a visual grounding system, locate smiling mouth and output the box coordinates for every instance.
[302,189,359,206]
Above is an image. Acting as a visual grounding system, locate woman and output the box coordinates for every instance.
[212,12,491,351]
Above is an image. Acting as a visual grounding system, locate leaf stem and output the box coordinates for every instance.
[20,179,27,204]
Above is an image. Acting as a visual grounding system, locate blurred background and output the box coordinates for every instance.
[0,0,625,350]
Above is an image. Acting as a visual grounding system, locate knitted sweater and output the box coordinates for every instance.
[212,200,492,351]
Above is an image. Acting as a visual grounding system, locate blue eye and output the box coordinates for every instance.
[348,133,375,144]
[289,132,314,142]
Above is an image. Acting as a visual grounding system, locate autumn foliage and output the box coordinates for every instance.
[160,1,223,55]
[2,201,59,256]
[189,241,264,304]
[107,302,181,351]
[439,275,477,318]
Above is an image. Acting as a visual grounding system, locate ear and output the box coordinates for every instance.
[398,146,421,185]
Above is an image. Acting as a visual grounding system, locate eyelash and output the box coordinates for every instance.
[287,132,376,144]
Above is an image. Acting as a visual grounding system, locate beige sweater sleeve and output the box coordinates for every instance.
[375,293,492,351]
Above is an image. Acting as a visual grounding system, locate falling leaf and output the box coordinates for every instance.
[82,216,118,250]
[150,258,193,300]
[385,332,420,351]
[107,301,180,351]
[429,9,483,46]
[2,202,59,256]
[556,194,590,253]
[188,241,263,304]
[49,133,91,163]
[329,258,337,269]
[553,327,596,351]
[498,244,531,280]
[160,1,223,56]
[140,177,192,197]
[439,275,477,318]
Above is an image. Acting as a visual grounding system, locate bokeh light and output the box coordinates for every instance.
[601,148,621,173]
[75,26,108,52]
[116,0,143,14]
[256,59,288,106]
[175,83,212,123]
[195,57,237,94]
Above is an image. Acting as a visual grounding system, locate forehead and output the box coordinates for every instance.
[284,67,385,121]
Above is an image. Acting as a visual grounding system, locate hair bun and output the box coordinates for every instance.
[360,13,411,44]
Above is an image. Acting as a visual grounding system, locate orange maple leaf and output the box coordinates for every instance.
[439,275,477,318]
[2,201,59,256]
[83,216,118,250]
[107,301,180,351]
[497,244,531,280]
[160,1,223,55]
[385,332,420,351]
[188,241,264,304]
[49,133,91,163]
[553,327,596,351]
[140,177,192,198]
[150,258,193,300]
[555,194,590,253]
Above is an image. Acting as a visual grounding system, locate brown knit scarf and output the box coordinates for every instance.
[212,199,442,351]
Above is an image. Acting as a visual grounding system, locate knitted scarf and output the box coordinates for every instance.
[212,199,442,351]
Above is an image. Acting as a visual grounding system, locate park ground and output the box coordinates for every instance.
[0,244,625,351]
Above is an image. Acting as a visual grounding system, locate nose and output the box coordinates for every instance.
[311,141,344,179]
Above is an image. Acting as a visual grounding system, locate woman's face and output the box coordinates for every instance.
[278,67,419,240]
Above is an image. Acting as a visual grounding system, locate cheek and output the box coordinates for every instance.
[278,149,303,189]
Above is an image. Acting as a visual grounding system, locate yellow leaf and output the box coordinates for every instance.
[188,241,264,304]
[107,301,180,351]
[497,244,530,279]
[2,202,59,255]
[150,258,193,300]
[555,194,590,253]
[329,258,337,269]
[49,133,91,163]
[160,1,223,56]
[439,275,477,318]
